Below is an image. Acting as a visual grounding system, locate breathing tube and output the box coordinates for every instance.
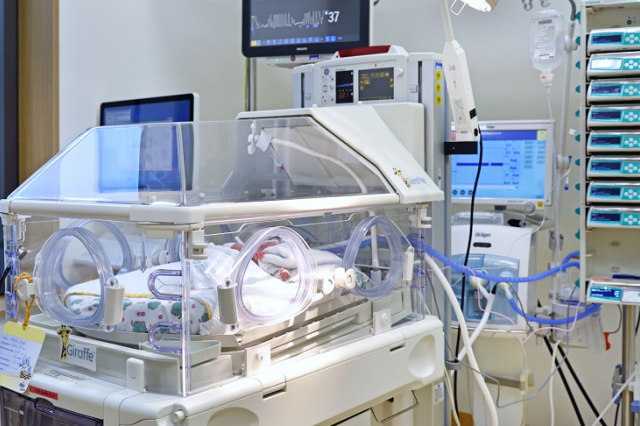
[342,216,404,298]
[408,238,601,324]
[229,226,317,325]
[408,237,579,284]
[34,227,114,327]
[507,298,600,325]
[563,250,579,265]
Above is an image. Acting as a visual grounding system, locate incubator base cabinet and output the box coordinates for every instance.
[0,105,446,425]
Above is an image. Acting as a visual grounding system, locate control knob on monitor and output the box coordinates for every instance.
[523,202,537,216]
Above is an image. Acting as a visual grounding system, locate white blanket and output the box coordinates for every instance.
[64,243,340,335]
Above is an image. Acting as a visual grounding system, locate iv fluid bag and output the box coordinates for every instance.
[530,9,566,74]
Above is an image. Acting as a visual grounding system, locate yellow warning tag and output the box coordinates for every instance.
[436,95,443,106]
[436,70,442,81]
[436,82,442,94]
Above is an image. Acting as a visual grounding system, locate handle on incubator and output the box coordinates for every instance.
[148,322,183,354]
[147,269,182,301]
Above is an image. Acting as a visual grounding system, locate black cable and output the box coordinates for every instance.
[453,132,483,416]
[543,335,586,426]
[608,305,622,335]
[426,271,442,320]
[510,283,534,332]
[557,344,608,426]
[635,308,640,335]
[1,265,11,294]
[614,403,620,426]
[567,0,577,21]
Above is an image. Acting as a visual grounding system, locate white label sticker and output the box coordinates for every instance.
[60,339,97,372]
[433,381,445,405]
[534,19,557,62]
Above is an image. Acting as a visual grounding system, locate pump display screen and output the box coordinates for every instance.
[592,34,623,44]
[336,70,354,104]
[591,85,622,94]
[592,110,622,120]
[591,212,621,222]
[590,287,622,300]
[451,130,548,203]
[591,186,622,196]
[591,161,621,170]
[358,68,394,101]
[591,135,621,145]
[591,58,622,70]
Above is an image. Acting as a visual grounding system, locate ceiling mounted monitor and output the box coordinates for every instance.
[242,0,372,59]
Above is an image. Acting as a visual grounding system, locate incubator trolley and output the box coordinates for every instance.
[0,106,445,426]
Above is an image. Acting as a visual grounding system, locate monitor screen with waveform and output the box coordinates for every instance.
[242,0,370,58]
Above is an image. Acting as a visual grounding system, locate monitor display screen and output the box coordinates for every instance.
[591,84,622,94]
[590,161,621,171]
[592,34,623,44]
[592,110,622,120]
[242,0,370,58]
[590,186,622,197]
[591,212,621,222]
[99,94,197,193]
[359,67,394,101]
[336,70,354,104]
[591,135,621,145]
[101,98,193,125]
[451,128,550,205]
[590,58,622,70]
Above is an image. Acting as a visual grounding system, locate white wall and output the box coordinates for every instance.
[58,1,623,425]
[59,0,246,147]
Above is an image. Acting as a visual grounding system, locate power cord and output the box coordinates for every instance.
[453,129,484,416]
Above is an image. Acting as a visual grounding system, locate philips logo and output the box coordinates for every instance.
[297,47,308,51]
[60,340,97,372]
[475,232,491,238]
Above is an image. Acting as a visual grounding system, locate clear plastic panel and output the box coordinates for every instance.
[8,208,427,396]
[10,119,391,206]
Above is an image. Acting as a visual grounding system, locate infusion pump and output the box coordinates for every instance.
[293,45,444,109]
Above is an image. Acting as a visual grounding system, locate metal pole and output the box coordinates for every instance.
[247,58,258,112]
[622,306,636,426]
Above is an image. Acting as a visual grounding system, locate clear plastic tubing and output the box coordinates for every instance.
[34,227,114,327]
[230,226,317,325]
[408,237,579,283]
[508,298,600,325]
[343,216,404,298]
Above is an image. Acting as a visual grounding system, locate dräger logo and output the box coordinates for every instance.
[475,232,491,238]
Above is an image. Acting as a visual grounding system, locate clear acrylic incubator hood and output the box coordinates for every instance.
[0,105,445,400]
